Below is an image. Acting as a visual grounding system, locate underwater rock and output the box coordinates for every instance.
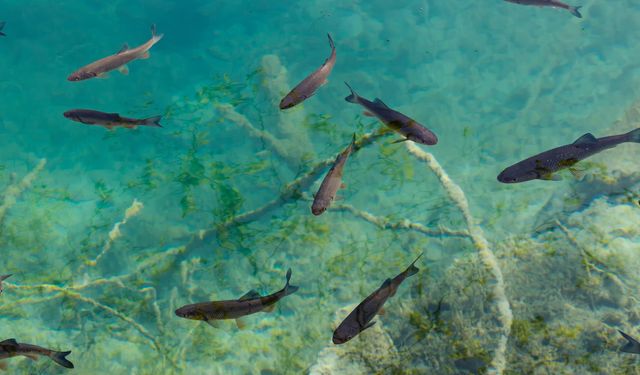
[309,304,399,375]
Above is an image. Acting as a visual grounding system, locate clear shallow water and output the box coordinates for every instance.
[1,0,640,374]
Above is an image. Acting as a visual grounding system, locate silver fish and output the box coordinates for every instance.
[312,134,356,216]
[0,339,73,370]
[279,34,336,109]
[498,129,640,183]
[344,83,438,145]
[619,330,640,354]
[504,0,582,18]
[0,275,10,295]
[333,254,422,345]
[63,109,162,130]
[68,25,163,81]
[175,269,298,328]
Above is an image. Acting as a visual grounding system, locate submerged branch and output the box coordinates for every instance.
[405,142,512,375]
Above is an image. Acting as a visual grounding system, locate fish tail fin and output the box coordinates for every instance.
[283,268,299,296]
[569,6,582,18]
[143,115,163,128]
[405,253,424,277]
[0,21,5,36]
[344,82,359,103]
[619,330,640,354]
[626,128,640,143]
[327,33,335,50]
[51,351,74,369]
[151,24,164,43]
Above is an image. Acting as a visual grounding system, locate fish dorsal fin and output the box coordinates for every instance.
[0,339,18,348]
[380,278,392,289]
[573,133,597,145]
[117,43,129,54]
[373,98,390,109]
[239,289,261,301]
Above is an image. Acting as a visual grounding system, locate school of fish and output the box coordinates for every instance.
[3,0,640,371]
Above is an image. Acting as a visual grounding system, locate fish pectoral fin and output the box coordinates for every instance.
[239,289,261,301]
[124,125,137,129]
[362,111,375,117]
[118,65,129,75]
[117,43,129,54]
[23,354,38,361]
[203,318,220,328]
[540,173,562,181]
[263,304,276,313]
[569,168,585,180]
[235,318,248,330]
[140,51,150,59]
[378,307,386,316]
[391,138,409,144]
[0,361,7,371]
[340,183,346,189]
[362,321,376,332]
[104,125,115,130]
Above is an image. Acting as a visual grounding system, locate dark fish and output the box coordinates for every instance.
[0,339,73,370]
[619,330,640,354]
[175,269,298,328]
[0,275,11,295]
[504,0,582,18]
[311,134,356,216]
[497,129,640,183]
[344,83,438,145]
[279,34,336,109]
[68,24,163,81]
[64,109,162,130]
[0,22,6,37]
[332,254,422,345]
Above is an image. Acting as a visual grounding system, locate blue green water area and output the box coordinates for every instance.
[1,1,640,374]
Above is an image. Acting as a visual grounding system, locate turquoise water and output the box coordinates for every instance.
[2,0,640,373]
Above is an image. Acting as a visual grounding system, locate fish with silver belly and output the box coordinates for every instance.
[67,24,163,81]
[175,269,298,328]
[0,275,11,295]
[312,134,356,216]
[344,83,437,145]
[0,339,73,370]
[504,0,582,18]
[279,34,336,109]
[497,128,640,183]
[64,109,162,130]
[333,254,422,345]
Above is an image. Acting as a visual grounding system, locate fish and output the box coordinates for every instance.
[0,339,73,370]
[279,34,336,109]
[344,83,438,145]
[332,254,422,345]
[504,0,582,18]
[0,275,11,295]
[497,128,640,183]
[63,109,162,130]
[311,134,356,216]
[175,268,299,328]
[67,24,163,81]
[619,330,640,354]
[0,22,6,37]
